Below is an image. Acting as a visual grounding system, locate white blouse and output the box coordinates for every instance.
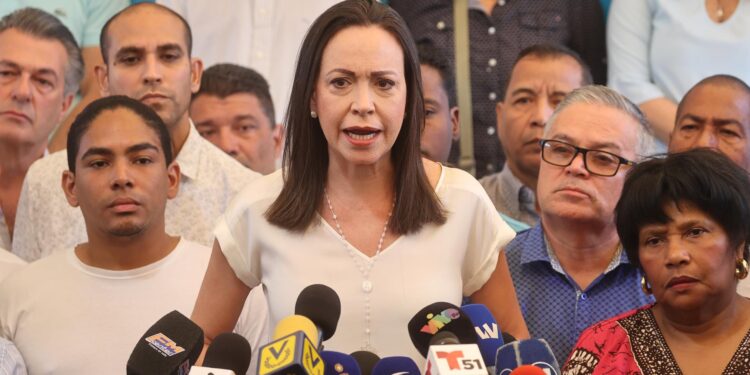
[215,166,515,363]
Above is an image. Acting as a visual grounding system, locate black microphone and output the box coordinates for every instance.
[295,284,342,345]
[126,310,204,375]
[429,331,461,346]
[350,350,380,375]
[407,302,478,357]
[371,356,421,375]
[190,332,252,375]
[257,285,341,375]
[501,333,516,344]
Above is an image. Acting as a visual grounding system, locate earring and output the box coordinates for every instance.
[736,259,749,280]
[311,111,318,119]
[641,276,652,295]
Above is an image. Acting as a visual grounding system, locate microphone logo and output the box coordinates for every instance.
[420,308,461,334]
[301,336,324,375]
[436,351,464,370]
[144,333,186,357]
[261,335,294,371]
[435,350,485,371]
[473,323,499,339]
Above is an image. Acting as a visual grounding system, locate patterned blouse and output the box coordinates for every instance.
[562,305,750,375]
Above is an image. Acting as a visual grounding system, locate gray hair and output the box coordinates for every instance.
[544,85,656,159]
[0,8,83,96]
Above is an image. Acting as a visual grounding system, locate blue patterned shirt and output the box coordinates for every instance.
[505,223,654,363]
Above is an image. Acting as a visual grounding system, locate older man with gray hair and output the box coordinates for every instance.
[0,8,83,251]
[503,85,656,362]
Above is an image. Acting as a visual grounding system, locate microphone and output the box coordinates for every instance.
[509,365,548,375]
[407,302,478,357]
[461,304,504,367]
[422,326,486,375]
[256,284,340,375]
[371,356,420,375]
[295,284,342,345]
[430,331,461,346]
[257,307,327,374]
[495,339,560,375]
[273,315,320,344]
[321,351,361,375]
[126,310,204,375]
[350,351,380,375]
[190,332,252,375]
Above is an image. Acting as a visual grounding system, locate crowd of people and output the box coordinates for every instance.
[0,1,749,374]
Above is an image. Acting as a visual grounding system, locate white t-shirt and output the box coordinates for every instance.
[0,249,25,283]
[0,239,267,374]
[215,166,515,363]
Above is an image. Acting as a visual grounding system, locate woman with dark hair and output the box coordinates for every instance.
[191,0,527,361]
[562,148,750,374]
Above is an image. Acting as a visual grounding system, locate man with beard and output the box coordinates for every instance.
[11,3,259,261]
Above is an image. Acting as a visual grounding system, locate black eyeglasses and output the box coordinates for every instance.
[540,139,636,177]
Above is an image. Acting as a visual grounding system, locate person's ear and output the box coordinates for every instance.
[273,124,285,159]
[310,92,318,117]
[450,106,460,141]
[58,93,75,123]
[95,65,110,96]
[190,57,204,94]
[495,101,505,143]
[61,170,79,207]
[166,162,181,200]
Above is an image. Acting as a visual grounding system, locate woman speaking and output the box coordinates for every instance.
[191,0,527,362]
[563,149,750,374]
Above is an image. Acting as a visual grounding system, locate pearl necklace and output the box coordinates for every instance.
[323,189,395,351]
[324,189,394,261]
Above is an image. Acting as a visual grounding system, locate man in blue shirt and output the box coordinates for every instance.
[505,85,655,362]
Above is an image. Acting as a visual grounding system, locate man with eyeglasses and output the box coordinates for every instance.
[502,85,656,362]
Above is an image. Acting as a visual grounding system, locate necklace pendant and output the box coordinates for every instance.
[362,280,373,293]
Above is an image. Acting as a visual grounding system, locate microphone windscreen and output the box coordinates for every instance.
[350,350,380,375]
[273,315,319,344]
[372,356,420,375]
[321,351,362,375]
[495,339,560,375]
[461,304,504,366]
[295,284,341,341]
[203,332,252,375]
[428,331,460,346]
[510,365,548,375]
[126,310,204,375]
[502,332,517,344]
[407,302,477,357]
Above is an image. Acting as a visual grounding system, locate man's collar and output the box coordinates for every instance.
[499,163,535,211]
[520,224,550,265]
[520,223,633,271]
[174,119,200,180]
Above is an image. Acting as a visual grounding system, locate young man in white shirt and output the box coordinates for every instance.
[12,3,260,261]
[0,96,266,374]
[0,8,81,250]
